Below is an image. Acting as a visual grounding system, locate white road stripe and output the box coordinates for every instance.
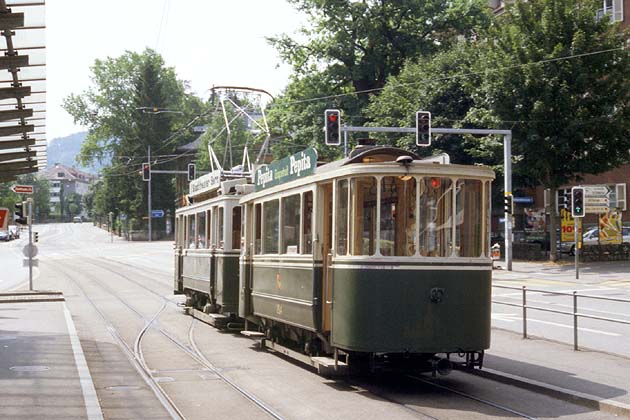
[63,302,104,420]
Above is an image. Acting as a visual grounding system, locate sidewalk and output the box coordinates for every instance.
[0,292,102,420]
[483,325,630,417]
[493,260,630,283]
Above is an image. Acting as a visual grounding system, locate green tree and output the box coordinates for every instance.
[267,0,492,159]
[64,49,205,230]
[470,0,630,259]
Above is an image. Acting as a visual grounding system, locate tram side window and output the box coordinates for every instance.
[263,200,279,254]
[232,206,242,250]
[206,209,212,249]
[351,177,377,256]
[455,179,483,257]
[380,176,416,256]
[282,194,300,254]
[197,211,206,249]
[419,177,453,257]
[303,191,313,254]
[255,203,262,254]
[217,207,224,249]
[336,179,349,255]
[187,215,196,249]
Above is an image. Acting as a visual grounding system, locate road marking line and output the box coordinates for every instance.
[63,302,104,420]
[492,312,621,336]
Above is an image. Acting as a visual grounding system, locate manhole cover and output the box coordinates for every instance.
[154,377,175,383]
[10,366,49,372]
[105,385,142,391]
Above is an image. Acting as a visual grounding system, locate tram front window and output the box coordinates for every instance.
[187,215,196,249]
[263,200,279,254]
[254,203,262,254]
[351,177,377,256]
[232,207,242,250]
[456,179,483,257]
[336,180,349,255]
[217,207,224,249]
[379,176,416,256]
[419,177,453,257]
[303,191,313,254]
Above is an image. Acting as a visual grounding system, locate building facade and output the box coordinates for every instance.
[44,163,96,218]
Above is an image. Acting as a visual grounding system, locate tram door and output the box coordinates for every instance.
[321,183,333,332]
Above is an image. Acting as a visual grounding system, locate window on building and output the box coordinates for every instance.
[380,176,416,256]
[281,194,301,254]
[263,200,279,254]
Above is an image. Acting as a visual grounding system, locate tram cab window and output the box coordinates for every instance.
[336,179,349,255]
[217,206,224,249]
[380,176,416,256]
[232,206,242,250]
[187,215,197,249]
[351,177,377,256]
[303,191,313,254]
[455,179,483,257]
[254,203,262,254]
[263,200,279,254]
[197,211,207,249]
[206,209,212,249]
[419,177,453,257]
[282,194,301,254]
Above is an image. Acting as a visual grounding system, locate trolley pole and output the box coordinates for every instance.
[147,145,152,242]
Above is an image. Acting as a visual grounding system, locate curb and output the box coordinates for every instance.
[471,367,630,417]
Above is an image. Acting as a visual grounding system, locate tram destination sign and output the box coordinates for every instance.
[255,148,317,191]
[189,170,221,197]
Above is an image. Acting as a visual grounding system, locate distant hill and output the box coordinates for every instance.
[46,132,109,174]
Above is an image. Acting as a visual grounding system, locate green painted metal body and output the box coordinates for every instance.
[249,258,323,331]
[330,261,491,353]
[174,248,184,294]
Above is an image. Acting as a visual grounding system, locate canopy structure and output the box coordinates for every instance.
[0,0,45,183]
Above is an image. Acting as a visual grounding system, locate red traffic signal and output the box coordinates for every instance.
[142,163,151,181]
[324,109,341,145]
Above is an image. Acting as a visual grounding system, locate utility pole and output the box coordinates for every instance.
[147,145,152,242]
[28,197,33,291]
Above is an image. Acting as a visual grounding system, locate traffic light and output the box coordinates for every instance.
[187,163,196,181]
[503,194,513,214]
[571,186,585,218]
[142,163,151,181]
[416,111,432,146]
[33,232,39,243]
[324,109,341,145]
[14,201,27,225]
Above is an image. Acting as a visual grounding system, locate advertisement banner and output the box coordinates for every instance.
[524,208,545,232]
[560,208,582,242]
[0,208,8,230]
[599,210,622,244]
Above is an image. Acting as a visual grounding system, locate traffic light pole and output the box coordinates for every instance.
[574,218,580,279]
[147,145,152,242]
[342,125,514,270]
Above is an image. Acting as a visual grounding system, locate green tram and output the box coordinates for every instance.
[174,172,252,328]
[238,145,495,373]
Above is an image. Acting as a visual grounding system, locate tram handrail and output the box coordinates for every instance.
[491,284,630,351]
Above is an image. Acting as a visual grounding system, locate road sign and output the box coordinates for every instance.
[585,206,610,214]
[10,184,33,194]
[584,197,609,205]
[23,259,38,267]
[584,185,611,196]
[151,210,165,218]
[22,244,38,258]
[120,213,127,221]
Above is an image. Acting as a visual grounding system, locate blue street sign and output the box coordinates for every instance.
[151,210,165,218]
[513,196,534,204]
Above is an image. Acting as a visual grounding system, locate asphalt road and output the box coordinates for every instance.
[3,223,623,420]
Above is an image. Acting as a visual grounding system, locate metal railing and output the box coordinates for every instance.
[492,285,630,350]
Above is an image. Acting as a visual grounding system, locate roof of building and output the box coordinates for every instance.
[43,163,97,183]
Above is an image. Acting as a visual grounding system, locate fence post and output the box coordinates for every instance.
[573,291,579,351]
[522,286,527,339]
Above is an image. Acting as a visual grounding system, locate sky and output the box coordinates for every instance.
[46,0,306,141]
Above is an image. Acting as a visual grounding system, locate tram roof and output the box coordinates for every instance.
[241,146,495,203]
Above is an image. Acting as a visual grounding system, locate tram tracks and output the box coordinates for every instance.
[48,258,286,420]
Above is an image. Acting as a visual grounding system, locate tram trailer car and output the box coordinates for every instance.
[174,177,251,328]
[239,146,495,374]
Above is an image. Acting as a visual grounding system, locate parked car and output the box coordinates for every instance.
[8,225,19,240]
[73,216,82,223]
[561,226,630,256]
[0,230,10,242]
